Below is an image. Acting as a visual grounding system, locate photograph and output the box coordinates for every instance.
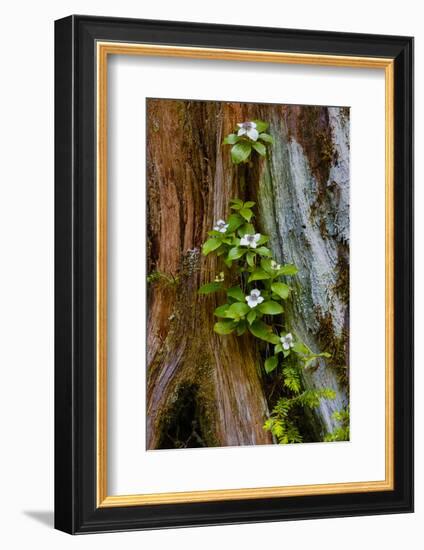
[146,98,350,450]
[51,14,413,535]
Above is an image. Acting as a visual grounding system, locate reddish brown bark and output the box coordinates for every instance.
[146,99,273,449]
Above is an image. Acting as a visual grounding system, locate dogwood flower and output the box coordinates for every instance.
[237,121,259,141]
[246,289,264,308]
[280,333,294,350]
[214,272,225,282]
[214,219,228,233]
[240,233,261,248]
[271,260,281,270]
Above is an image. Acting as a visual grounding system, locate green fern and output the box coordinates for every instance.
[324,407,350,442]
[264,388,336,444]
[281,365,302,394]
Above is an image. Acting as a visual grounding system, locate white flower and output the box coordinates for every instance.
[214,219,228,233]
[237,121,259,141]
[245,289,264,308]
[280,333,294,350]
[271,260,281,270]
[240,233,261,248]
[214,272,225,282]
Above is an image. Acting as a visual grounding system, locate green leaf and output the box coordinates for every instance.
[227,286,245,302]
[253,120,269,133]
[198,281,223,294]
[225,302,250,319]
[259,132,274,144]
[229,198,244,208]
[248,269,270,282]
[271,282,290,300]
[243,201,256,208]
[292,341,309,355]
[252,141,266,156]
[238,223,255,237]
[231,141,252,164]
[247,309,257,325]
[256,246,272,257]
[239,208,253,222]
[236,320,247,335]
[227,246,244,260]
[279,264,298,276]
[258,300,284,315]
[249,320,280,344]
[274,343,283,354]
[214,320,238,335]
[214,304,230,317]
[202,238,222,256]
[260,258,274,274]
[304,357,318,369]
[264,355,278,373]
[257,234,269,245]
[226,213,244,232]
[246,251,256,267]
[223,133,240,145]
[224,257,233,268]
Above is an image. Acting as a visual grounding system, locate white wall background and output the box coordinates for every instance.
[0,1,420,547]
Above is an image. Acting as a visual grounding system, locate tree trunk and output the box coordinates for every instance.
[253,105,350,437]
[146,100,349,448]
[146,100,273,449]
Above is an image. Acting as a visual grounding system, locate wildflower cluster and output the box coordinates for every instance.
[223,119,274,164]
[197,119,335,444]
[199,198,329,374]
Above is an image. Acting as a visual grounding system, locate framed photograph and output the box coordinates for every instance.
[54,15,413,534]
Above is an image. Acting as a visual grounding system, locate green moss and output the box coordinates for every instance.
[155,346,219,449]
[147,270,180,288]
[334,248,350,304]
[296,107,336,189]
[316,309,349,390]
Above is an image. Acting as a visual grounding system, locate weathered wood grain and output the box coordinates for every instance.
[146,99,349,448]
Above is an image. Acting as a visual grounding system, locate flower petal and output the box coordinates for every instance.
[257,296,264,304]
[247,128,259,141]
[240,237,248,246]
[254,233,261,241]
[251,289,260,297]
[238,128,246,136]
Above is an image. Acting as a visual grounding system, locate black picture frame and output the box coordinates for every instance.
[55,15,414,534]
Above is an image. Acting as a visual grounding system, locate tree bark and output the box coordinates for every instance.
[146,100,273,449]
[146,99,349,448]
[253,105,350,437]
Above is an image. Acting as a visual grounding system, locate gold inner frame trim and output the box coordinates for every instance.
[96,41,395,508]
